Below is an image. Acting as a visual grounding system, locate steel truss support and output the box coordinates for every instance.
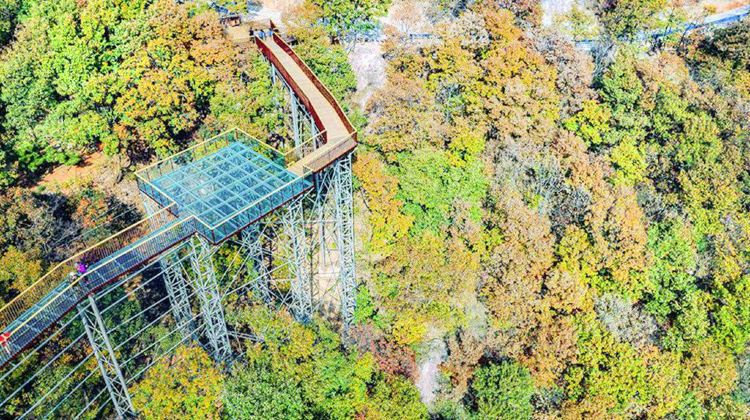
[290,89,302,148]
[188,236,231,361]
[308,154,356,326]
[271,64,317,151]
[162,250,196,339]
[309,164,336,305]
[239,224,272,303]
[281,198,312,322]
[77,296,135,419]
[141,194,195,340]
[269,63,354,326]
[331,154,356,327]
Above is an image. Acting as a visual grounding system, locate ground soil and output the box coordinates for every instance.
[37,152,141,208]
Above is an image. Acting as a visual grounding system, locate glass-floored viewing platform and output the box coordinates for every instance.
[137,129,313,244]
[0,130,313,368]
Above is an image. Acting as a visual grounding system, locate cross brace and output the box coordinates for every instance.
[77,296,135,418]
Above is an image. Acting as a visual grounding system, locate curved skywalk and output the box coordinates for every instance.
[254,27,357,174]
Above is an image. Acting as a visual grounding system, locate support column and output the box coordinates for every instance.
[332,154,356,327]
[142,194,195,340]
[311,166,335,305]
[188,236,231,361]
[289,90,301,149]
[239,224,272,303]
[281,198,312,322]
[162,252,195,339]
[78,296,135,419]
[310,113,318,141]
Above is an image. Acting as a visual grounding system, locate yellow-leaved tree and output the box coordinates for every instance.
[130,346,223,419]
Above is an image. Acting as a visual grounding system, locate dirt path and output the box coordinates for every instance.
[415,337,447,406]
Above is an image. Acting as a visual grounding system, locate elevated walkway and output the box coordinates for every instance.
[254,27,357,174]
[0,23,359,367]
[0,130,313,366]
[0,213,196,367]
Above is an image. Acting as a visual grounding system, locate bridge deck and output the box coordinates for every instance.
[145,141,310,243]
[262,37,350,140]
[255,31,357,174]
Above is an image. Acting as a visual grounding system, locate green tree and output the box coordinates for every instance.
[206,49,283,139]
[598,0,667,40]
[597,52,647,144]
[0,0,20,45]
[0,247,42,304]
[309,0,390,46]
[684,339,738,402]
[471,361,534,419]
[223,362,306,419]
[130,346,223,419]
[395,148,487,234]
[567,316,650,414]
[703,20,750,70]
[108,0,235,158]
[225,304,427,419]
[644,220,709,352]
[563,99,611,146]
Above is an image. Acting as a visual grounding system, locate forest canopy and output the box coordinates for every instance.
[0,0,749,418]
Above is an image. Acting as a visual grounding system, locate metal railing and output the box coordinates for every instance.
[287,134,356,175]
[310,134,357,168]
[283,130,326,167]
[135,128,288,207]
[0,204,184,333]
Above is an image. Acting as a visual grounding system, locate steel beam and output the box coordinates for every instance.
[290,89,301,149]
[310,164,335,306]
[308,110,318,141]
[77,296,135,419]
[239,225,272,303]
[281,198,312,322]
[332,155,356,327]
[188,236,231,361]
[141,194,195,340]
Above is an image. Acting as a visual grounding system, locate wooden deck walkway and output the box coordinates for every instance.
[255,31,357,175]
